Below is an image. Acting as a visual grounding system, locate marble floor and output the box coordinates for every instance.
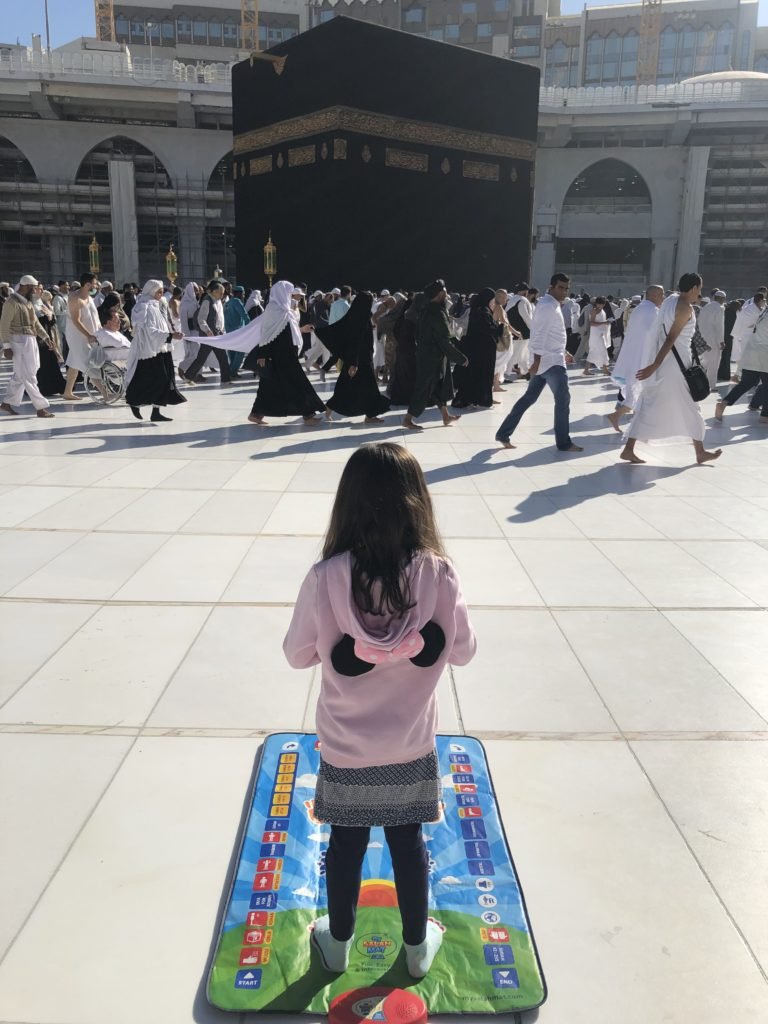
[0,365,767,1024]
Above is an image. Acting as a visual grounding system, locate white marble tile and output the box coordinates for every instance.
[19,486,144,531]
[155,458,243,490]
[222,535,321,603]
[284,460,345,493]
[446,538,544,606]
[615,494,743,540]
[0,529,84,595]
[0,733,133,958]
[114,534,252,602]
[676,540,768,607]
[555,610,765,731]
[149,606,312,729]
[30,456,137,487]
[511,539,649,607]
[679,496,768,540]
[180,490,283,535]
[432,494,504,538]
[262,492,334,535]
[10,532,168,601]
[452,610,615,732]
[98,487,214,533]
[0,455,67,484]
[93,457,191,488]
[664,609,768,721]
[224,460,301,491]
[0,737,260,1024]
[597,540,754,608]
[0,605,210,727]
[553,493,665,539]
[0,601,97,706]
[484,493,586,539]
[483,739,768,1023]
[633,740,768,972]
[0,485,79,527]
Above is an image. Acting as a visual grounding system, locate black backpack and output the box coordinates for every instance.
[507,299,530,339]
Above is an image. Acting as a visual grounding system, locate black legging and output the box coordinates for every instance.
[325,823,429,945]
[183,340,231,382]
[722,369,768,416]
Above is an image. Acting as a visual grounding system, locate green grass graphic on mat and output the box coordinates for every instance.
[209,906,544,1013]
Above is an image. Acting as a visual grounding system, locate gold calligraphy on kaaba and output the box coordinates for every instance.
[462,160,500,182]
[234,106,535,163]
[288,145,316,167]
[249,155,273,176]
[385,148,429,173]
[333,138,347,160]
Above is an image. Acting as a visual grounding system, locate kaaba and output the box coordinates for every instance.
[232,17,539,292]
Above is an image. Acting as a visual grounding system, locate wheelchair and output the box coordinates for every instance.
[83,347,128,405]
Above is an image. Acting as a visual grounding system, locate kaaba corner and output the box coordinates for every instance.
[231,17,539,291]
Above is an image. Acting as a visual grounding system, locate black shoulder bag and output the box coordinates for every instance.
[666,327,710,402]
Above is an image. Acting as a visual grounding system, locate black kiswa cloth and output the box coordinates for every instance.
[315,291,374,363]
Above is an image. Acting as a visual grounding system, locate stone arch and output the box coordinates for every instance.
[0,136,46,282]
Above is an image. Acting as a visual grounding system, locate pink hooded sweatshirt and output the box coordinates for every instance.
[283,551,476,769]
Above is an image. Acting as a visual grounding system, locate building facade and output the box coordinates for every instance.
[1,0,767,292]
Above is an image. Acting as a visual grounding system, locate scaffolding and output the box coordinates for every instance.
[94,0,116,43]
[636,0,663,85]
[241,0,259,51]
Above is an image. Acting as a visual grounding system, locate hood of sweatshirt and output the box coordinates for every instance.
[323,551,442,653]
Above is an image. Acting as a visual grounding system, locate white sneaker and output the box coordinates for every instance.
[311,914,353,972]
[404,918,445,978]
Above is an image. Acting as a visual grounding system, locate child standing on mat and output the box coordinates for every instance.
[283,442,476,978]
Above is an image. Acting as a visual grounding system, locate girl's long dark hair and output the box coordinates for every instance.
[322,442,446,616]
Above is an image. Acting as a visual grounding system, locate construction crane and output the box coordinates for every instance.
[241,0,259,52]
[636,0,663,85]
[94,0,115,42]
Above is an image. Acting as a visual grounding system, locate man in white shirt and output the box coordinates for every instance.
[495,273,583,453]
[696,289,726,387]
[93,281,114,308]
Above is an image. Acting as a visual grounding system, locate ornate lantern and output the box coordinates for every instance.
[213,263,223,280]
[263,231,277,288]
[165,243,178,286]
[88,235,101,275]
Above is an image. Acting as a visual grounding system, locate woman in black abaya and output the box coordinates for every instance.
[452,288,503,409]
[387,297,417,406]
[316,291,391,423]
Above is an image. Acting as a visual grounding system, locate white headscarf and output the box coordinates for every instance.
[131,279,164,328]
[194,279,303,353]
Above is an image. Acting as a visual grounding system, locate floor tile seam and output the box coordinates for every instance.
[299,664,317,731]
[658,609,768,729]
[674,490,768,537]
[0,600,104,714]
[446,664,466,736]
[4,724,767,739]
[625,738,768,986]
[0,529,86,599]
[665,536,761,609]
[498,536,549,607]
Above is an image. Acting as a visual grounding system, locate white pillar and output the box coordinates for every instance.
[675,147,710,282]
[108,158,140,285]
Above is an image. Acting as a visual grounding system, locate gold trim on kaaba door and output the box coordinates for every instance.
[233,105,536,162]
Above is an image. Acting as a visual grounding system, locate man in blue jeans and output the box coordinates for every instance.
[495,272,583,453]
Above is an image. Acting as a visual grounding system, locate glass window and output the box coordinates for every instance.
[478,22,492,39]
[193,19,208,44]
[209,20,222,44]
[512,45,540,57]
[161,20,174,43]
[115,14,129,39]
[147,22,160,43]
[319,10,335,22]
[130,19,145,43]
[714,24,734,71]
[223,20,238,45]
[659,26,677,54]
[514,24,540,39]
[461,1,477,15]
[494,0,509,11]
[177,18,192,43]
[755,53,768,72]
[445,23,459,39]
[428,27,444,39]
[405,7,424,23]
[741,30,751,68]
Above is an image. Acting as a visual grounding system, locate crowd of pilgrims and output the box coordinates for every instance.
[1,274,766,434]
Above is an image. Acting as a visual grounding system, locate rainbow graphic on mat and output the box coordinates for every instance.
[207,733,547,1014]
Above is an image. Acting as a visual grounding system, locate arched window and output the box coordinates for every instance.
[620,30,639,82]
[585,33,604,84]
[550,40,567,63]
[679,24,695,76]
[602,31,621,81]
[755,53,768,73]
[696,23,716,74]
[714,22,734,71]
[545,38,579,87]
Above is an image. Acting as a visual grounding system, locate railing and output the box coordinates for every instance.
[540,79,768,108]
[560,263,646,281]
[0,48,233,86]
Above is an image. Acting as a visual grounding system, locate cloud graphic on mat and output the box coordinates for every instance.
[295,773,317,789]
[438,875,461,886]
[292,885,316,898]
[308,831,329,842]
[368,841,383,849]
[423,833,433,842]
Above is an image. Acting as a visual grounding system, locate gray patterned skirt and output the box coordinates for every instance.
[314,750,441,828]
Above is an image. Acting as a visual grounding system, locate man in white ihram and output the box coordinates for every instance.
[607,285,664,433]
[696,289,726,388]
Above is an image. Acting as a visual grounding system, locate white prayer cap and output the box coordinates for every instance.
[19,274,39,286]
[331,287,341,296]
[630,294,641,302]
[312,289,323,298]
[380,289,390,296]
[714,290,726,299]
[700,297,711,305]
[102,281,113,289]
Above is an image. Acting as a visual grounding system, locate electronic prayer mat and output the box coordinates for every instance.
[207,733,547,1015]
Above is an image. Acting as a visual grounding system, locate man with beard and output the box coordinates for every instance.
[1,275,55,417]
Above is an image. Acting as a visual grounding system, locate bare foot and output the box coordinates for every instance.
[582,370,592,377]
[620,449,646,464]
[303,416,323,426]
[696,448,722,464]
[324,407,333,422]
[402,417,423,431]
[247,415,267,425]
[62,393,83,401]
[601,366,611,375]
[606,411,622,433]
[563,444,584,452]
[1,402,19,416]
[364,416,385,423]
[497,439,516,449]
[714,401,726,421]
[493,400,501,405]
